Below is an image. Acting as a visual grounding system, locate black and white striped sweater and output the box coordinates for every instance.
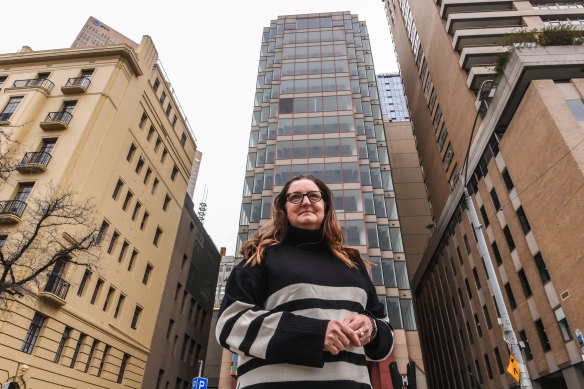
[216,226,393,389]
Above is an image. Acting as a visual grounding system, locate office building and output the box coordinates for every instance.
[377,73,410,122]
[384,0,584,387]
[187,150,203,200]
[236,11,426,388]
[0,30,197,388]
[72,16,138,49]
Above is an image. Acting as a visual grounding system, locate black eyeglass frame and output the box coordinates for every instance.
[286,191,323,204]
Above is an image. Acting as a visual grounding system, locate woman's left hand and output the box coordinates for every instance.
[342,314,374,347]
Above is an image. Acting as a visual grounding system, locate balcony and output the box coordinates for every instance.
[16,152,52,173]
[61,77,91,94]
[446,10,522,34]
[440,0,514,20]
[40,273,70,306]
[7,78,54,95]
[453,26,516,51]
[40,111,72,130]
[0,200,26,224]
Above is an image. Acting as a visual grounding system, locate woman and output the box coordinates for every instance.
[216,175,393,388]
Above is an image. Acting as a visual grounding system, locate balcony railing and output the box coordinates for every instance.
[16,152,52,173]
[61,77,91,94]
[11,78,55,93]
[41,273,70,304]
[40,111,72,130]
[0,200,27,223]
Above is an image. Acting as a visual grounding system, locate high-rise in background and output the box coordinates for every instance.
[229,11,426,389]
[0,18,218,389]
[384,0,584,387]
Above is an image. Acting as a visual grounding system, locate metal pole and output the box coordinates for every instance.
[198,359,204,377]
[463,190,532,389]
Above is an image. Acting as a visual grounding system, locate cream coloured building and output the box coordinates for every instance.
[0,34,196,388]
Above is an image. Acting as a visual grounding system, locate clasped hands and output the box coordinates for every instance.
[323,314,375,355]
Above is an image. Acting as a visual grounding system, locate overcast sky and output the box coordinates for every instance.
[1,1,399,256]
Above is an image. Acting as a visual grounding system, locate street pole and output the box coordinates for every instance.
[198,359,204,377]
[461,80,532,388]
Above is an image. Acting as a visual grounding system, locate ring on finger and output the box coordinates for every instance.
[359,329,365,338]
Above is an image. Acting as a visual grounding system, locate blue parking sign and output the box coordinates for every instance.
[192,377,208,389]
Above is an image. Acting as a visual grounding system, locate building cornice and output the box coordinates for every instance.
[0,44,143,76]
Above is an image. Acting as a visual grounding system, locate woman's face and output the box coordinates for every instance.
[285,179,326,230]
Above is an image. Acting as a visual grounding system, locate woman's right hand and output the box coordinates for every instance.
[323,320,361,355]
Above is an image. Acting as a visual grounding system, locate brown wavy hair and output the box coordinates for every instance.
[241,175,367,268]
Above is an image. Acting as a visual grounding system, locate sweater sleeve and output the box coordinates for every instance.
[359,263,394,361]
[216,263,330,368]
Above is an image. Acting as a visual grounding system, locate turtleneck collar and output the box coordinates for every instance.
[284,224,327,249]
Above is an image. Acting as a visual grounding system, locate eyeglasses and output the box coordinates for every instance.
[286,191,322,204]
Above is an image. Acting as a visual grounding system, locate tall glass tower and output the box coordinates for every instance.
[236,12,425,388]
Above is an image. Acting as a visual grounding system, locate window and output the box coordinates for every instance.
[442,143,453,171]
[0,96,23,121]
[77,269,92,296]
[85,339,98,372]
[157,369,165,389]
[166,319,175,339]
[152,177,159,194]
[166,103,172,116]
[147,126,155,141]
[62,100,77,114]
[112,179,124,200]
[172,115,178,128]
[144,167,152,184]
[503,225,515,251]
[494,347,504,374]
[473,268,481,289]
[0,75,6,87]
[490,188,501,210]
[180,133,187,146]
[161,148,168,163]
[97,345,110,377]
[132,202,142,221]
[153,78,160,92]
[107,231,119,254]
[70,333,85,368]
[160,91,166,105]
[491,242,502,265]
[90,279,104,304]
[140,211,150,230]
[519,330,534,360]
[171,165,178,181]
[122,191,133,211]
[21,312,46,353]
[136,155,146,173]
[483,305,492,329]
[154,227,163,246]
[117,353,130,383]
[480,206,489,227]
[54,326,71,363]
[126,143,136,161]
[163,194,171,211]
[182,254,188,269]
[139,112,148,128]
[505,283,517,309]
[14,182,34,203]
[465,278,473,299]
[103,286,115,311]
[114,294,125,318]
[484,353,493,380]
[534,252,551,283]
[143,263,153,284]
[518,269,532,297]
[130,305,143,331]
[554,307,573,341]
[516,206,531,234]
[535,319,551,351]
[128,249,138,271]
[502,168,514,192]
[175,283,182,300]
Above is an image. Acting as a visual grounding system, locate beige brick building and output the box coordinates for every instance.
[0,34,197,388]
[384,0,584,387]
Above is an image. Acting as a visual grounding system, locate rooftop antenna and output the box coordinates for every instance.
[198,186,208,224]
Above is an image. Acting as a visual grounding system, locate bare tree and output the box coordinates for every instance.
[0,128,18,184]
[0,187,102,301]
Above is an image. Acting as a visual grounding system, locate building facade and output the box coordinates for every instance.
[377,73,410,122]
[235,11,426,388]
[0,33,197,388]
[72,16,138,50]
[187,150,203,200]
[384,0,584,387]
[143,193,220,389]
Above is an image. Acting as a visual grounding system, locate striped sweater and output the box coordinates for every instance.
[216,226,393,388]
